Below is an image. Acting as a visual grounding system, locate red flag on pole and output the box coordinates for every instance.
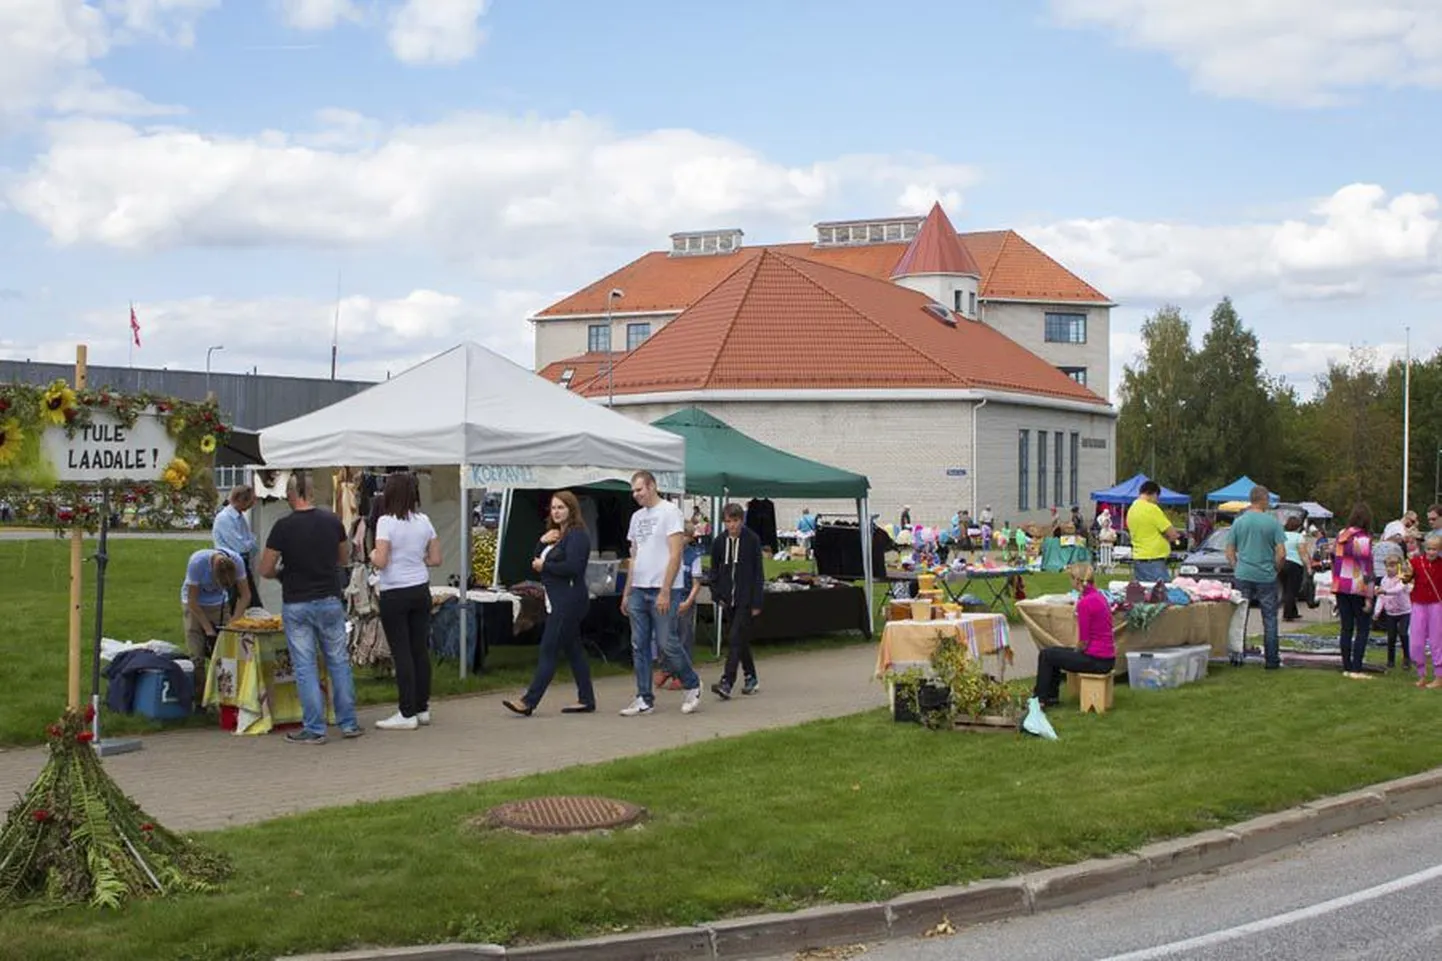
[129,305,141,348]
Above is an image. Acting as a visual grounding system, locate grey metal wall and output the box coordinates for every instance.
[0,360,374,430]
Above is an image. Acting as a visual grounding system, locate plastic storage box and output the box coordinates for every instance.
[133,666,194,720]
[1126,648,1195,691]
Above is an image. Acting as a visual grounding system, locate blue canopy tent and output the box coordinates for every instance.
[1206,475,1279,506]
[1090,473,1190,506]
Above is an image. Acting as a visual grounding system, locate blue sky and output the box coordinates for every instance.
[1,0,1438,393]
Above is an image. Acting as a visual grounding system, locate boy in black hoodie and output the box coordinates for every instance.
[710,503,766,699]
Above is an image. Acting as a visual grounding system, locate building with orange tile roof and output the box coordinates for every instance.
[530,204,1116,524]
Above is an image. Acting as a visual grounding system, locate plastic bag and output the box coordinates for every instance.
[1021,696,1058,740]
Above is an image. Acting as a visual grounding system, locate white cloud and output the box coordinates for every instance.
[7,111,981,281]
[279,0,363,31]
[101,0,219,46]
[1024,183,1441,304]
[388,0,488,65]
[0,287,554,382]
[0,0,213,124]
[1050,0,1442,106]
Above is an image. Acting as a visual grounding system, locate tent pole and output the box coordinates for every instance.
[859,496,874,636]
[714,492,724,657]
[458,473,470,680]
[493,488,512,587]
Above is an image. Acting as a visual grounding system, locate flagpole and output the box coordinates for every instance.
[128,301,134,369]
[1403,325,1411,515]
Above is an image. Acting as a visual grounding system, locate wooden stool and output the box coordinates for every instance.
[1075,673,1114,715]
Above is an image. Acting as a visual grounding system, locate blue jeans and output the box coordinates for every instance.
[282,597,358,735]
[1235,578,1280,668]
[1132,559,1170,584]
[628,588,697,703]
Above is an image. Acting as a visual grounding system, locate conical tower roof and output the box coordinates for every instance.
[891,202,981,279]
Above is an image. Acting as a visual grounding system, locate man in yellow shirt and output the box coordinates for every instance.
[1126,480,1179,583]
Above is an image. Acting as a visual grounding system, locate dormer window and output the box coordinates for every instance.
[670,229,744,256]
[815,216,922,247]
[559,367,576,388]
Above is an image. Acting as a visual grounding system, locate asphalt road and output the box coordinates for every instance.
[778,807,1442,961]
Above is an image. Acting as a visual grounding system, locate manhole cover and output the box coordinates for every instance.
[483,796,646,835]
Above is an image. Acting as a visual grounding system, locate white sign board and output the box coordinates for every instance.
[41,411,178,483]
[467,464,685,493]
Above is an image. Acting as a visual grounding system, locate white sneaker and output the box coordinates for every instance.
[375,711,419,730]
[416,711,431,726]
[619,697,654,717]
[681,687,702,715]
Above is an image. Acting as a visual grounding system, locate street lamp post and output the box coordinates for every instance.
[605,288,623,407]
[205,345,224,396]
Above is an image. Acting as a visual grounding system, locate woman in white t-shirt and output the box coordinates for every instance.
[369,472,442,731]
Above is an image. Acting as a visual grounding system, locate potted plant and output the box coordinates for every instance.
[891,631,1024,732]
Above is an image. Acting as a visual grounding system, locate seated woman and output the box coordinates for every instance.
[1033,563,1115,707]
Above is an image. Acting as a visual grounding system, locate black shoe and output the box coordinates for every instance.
[502,699,534,716]
[741,676,760,695]
[560,703,596,714]
[711,681,732,701]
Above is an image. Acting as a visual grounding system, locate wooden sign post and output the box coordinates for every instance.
[67,345,88,710]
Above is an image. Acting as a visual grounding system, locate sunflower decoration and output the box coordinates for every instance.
[0,418,21,466]
[167,414,187,437]
[40,380,77,426]
[199,434,217,454]
[161,457,191,491]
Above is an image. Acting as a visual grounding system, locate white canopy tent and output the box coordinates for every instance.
[255,341,686,677]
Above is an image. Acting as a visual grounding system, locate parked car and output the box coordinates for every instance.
[1176,503,1318,606]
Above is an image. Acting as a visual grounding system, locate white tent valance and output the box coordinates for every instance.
[258,342,685,489]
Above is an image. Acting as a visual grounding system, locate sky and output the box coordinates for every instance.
[0,0,1439,397]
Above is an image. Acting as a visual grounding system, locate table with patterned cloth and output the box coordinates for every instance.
[873,614,1011,677]
[1017,598,1239,673]
[203,628,333,735]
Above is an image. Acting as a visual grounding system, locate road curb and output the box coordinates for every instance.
[278,767,1442,961]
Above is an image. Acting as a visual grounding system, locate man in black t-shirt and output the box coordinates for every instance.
[259,471,362,744]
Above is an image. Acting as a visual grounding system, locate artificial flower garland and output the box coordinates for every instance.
[0,381,230,531]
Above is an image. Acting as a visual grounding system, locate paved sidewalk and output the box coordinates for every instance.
[0,631,1038,832]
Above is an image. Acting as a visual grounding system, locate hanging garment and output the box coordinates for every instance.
[744,498,779,553]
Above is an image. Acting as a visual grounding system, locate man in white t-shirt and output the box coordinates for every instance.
[619,470,702,716]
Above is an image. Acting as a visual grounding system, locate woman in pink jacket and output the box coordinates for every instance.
[1033,564,1115,707]
[1332,502,1375,678]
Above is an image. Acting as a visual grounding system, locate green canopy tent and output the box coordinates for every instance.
[651,408,875,650]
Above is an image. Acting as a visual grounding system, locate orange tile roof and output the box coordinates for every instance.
[572,250,1107,405]
[536,223,1109,318]
[960,230,1110,302]
[892,203,981,278]
[536,351,616,389]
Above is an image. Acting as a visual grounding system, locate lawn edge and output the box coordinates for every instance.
[279,766,1442,961]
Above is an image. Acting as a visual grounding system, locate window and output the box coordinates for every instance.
[626,322,651,350]
[1069,432,1080,506]
[954,289,963,312]
[1018,430,1030,512]
[1037,430,1048,508]
[587,324,610,353]
[1054,432,1064,508]
[1045,312,1087,344]
[559,367,575,388]
[1058,366,1087,386]
[968,291,977,317]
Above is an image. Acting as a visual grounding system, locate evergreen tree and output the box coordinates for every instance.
[1191,298,1275,493]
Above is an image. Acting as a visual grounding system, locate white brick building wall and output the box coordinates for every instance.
[982,302,1112,399]
[611,396,1115,531]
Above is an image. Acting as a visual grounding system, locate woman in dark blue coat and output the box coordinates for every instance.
[503,491,597,715]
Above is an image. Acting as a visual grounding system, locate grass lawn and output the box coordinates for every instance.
[2,663,1439,960]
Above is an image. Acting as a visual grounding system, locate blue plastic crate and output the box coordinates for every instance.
[132,669,193,720]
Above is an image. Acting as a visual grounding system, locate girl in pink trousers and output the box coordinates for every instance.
[1410,534,1442,689]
